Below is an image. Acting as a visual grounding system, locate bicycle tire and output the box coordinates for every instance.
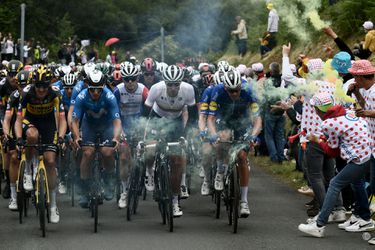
[17,161,26,224]
[215,190,221,219]
[232,165,240,234]
[161,163,173,232]
[94,197,99,233]
[38,169,47,237]
[226,173,233,226]
[126,166,138,221]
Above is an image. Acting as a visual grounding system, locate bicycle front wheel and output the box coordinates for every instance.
[232,165,240,234]
[127,165,139,221]
[161,164,173,232]
[38,169,47,237]
[17,160,26,224]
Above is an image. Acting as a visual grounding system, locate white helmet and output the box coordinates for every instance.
[82,62,96,79]
[213,70,224,85]
[63,73,77,87]
[120,62,140,77]
[222,70,242,89]
[157,62,168,73]
[163,65,184,82]
[87,69,105,87]
[217,60,229,69]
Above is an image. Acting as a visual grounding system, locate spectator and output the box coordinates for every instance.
[4,33,14,61]
[231,16,248,58]
[267,3,279,50]
[263,62,285,164]
[106,50,118,64]
[353,21,375,59]
[33,41,41,64]
[0,32,5,61]
[58,43,67,65]
[251,63,265,81]
[23,41,32,64]
[65,43,73,64]
[259,32,271,58]
[40,44,49,64]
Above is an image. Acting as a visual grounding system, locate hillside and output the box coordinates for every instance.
[221,33,375,70]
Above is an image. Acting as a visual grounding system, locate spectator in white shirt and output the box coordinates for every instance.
[267,3,279,50]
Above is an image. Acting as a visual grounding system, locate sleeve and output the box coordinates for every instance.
[334,37,355,60]
[106,92,121,121]
[200,88,211,115]
[142,87,149,102]
[70,82,83,105]
[185,85,196,106]
[54,92,65,115]
[113,87,120,105]
[208,87,219,116]
[363,33,372,51]
[72,92,84,120]
[144,85,158,107]
[232,22,245,35]
[281,56,299,85]
[321,120,340,149]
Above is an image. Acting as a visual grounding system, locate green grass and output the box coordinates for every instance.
[250,155,306,190]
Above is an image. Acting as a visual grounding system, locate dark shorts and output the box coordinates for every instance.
[148,110,184,142]
[22,118,58,152]
[217,119,247,140]
[81,118,113,144]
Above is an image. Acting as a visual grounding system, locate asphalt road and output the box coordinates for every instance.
[0,164,373,250]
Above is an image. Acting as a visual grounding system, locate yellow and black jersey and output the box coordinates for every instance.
[18,84,64,120]
[0,77,16,107]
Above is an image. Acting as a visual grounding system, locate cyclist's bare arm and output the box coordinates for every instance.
[14,112,23,140]
[198,113,207,132]
[3,111,12,138]
[207,114,217,136]
[67,105,74,130]
[58,112,67,139]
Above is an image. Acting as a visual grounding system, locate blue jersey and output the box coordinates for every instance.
[209,84,259,129]
[53,80,63,90]
[72,87,120,124]
[60,88,71,109]
[199,85,216,115]
[70,80,85,106]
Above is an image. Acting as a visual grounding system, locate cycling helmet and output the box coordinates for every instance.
[16,70,32,86]
[163,65,184,82]
[217,60,229,69]
[157,62,168,73]
[23,65,33,71]
[222,70,241,89]
[219,64,236,72]
[113,70,122,82]
[87,69,105,87]
[120,62,140,77]
[141,58,157,73]
[33,65,53,83]
[63,73,77,87]
[213,70,224,85]
[95,62,111,76]
[59,65,72,77]
[7,60,23,74]
[0,69,7,78]
[183,66,194,77]
[81,62,96,79]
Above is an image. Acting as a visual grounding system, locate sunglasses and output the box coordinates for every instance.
[35,82,50,89]
[8,72,17,78]
[88,87,103,93]
[166,82,181,87]
[144,73,154,77]
[63,86,74,90]
[123,76,138,82]
[227,88,241,94]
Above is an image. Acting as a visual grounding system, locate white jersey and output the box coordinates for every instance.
[114,82,148,117]
[145,81,195,119]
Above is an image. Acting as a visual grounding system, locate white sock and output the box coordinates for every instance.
[172,195,179,205]
[181,173,186,186]
[240,186,248,203]
[50,188,57,209]
[122,180,127,192]
[25,160,32,175]
[10,184,17,200]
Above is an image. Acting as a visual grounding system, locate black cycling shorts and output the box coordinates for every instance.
[22,118,58,152]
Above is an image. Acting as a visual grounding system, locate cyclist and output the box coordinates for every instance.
[53,65,72,90]
[3,70,31,210]
[199,70,223,195]
[139,58,162,89]
[71,69,121,208]
[14,65,67,223]
[1,60,23,199]
[57,73,77,194]
[207,69,262,217]
[113,62,149,208]
[144,65,196,217]
[67,62,96,129]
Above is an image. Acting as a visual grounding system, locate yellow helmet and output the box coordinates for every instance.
[33,65,53,83]
[7,60,23,75]
[267,3,274,10]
